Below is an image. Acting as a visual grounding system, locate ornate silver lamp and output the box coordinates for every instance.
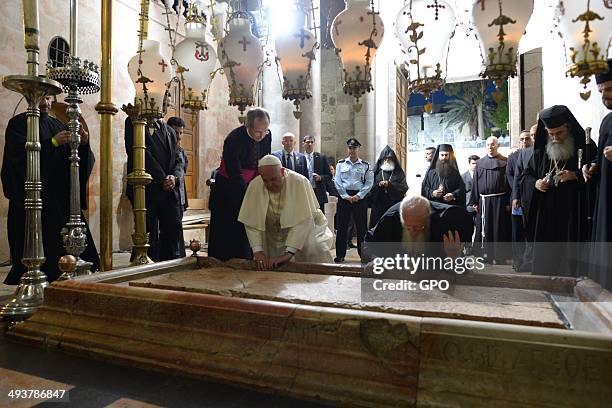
[555,0,611,101]
[395,0,456,113]
[47,0,100,277]
[1,0,63,320]
[472,0,534,101]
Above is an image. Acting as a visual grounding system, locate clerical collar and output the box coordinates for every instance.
[488,153,498,158]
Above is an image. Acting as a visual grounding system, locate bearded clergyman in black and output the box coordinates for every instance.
[368,146,408,228]
[584,59,612,290]
[421,144,466,208]
[518,105,596,277]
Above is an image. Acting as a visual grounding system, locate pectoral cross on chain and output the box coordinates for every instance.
[158,59,168,72]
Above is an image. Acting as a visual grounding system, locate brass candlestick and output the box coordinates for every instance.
[122,103,154,266]
[1,0,62,320]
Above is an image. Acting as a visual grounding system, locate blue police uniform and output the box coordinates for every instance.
[334,139,373,262]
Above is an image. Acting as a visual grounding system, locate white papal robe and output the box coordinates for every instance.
[238,170,333,263]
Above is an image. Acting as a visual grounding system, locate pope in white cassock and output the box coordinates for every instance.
[238,155,334,270]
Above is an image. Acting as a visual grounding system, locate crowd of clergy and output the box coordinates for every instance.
[2,61,611,292]
[206,60,612,290]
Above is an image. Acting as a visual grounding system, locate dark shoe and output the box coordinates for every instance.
[348,242,358,249]
[334,257,344,263]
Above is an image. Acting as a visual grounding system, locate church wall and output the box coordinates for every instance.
[0,1,238,263]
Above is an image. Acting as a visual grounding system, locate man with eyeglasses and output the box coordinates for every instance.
[364,196,473,262]
[208,107,272,261]
[272,132,309,179]
[507,130,533,271]
[301,135,335,213]
[333,138,373,263]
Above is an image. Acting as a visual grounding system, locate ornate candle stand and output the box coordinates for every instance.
[1,0,63,320]
[47,57,100,277]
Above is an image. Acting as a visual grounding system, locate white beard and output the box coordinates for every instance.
[381,162,395,172]
[546,136,575,161]
[401,225,430,255]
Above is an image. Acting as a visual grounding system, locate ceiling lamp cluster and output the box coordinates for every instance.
[331,0,385,112]
[395,0,456,113]
[218,12,265,122]
[275,2,318,119]
[471,0,534,101]
[555,0,611,101]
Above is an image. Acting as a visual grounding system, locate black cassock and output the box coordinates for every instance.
[368,146,408,228]
[588,111,612,289]
[521,146,595,277]
[207,126,271,261]
[369,169,408,228]
[468,155,511,262]
[1,112,100,284]
[421,168,466,208]
[364,201,473,262]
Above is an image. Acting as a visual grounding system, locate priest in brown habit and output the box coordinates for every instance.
[518,105,596,277]
[468,136,511,263]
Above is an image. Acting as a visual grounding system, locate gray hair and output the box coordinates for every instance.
[303,134,315,142]
[246,107,270,128]
[399,196,431,226]
[486,136,499,145]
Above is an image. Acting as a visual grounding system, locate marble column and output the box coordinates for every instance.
[262,55,299,152]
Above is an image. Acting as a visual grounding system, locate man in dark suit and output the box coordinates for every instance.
[125,109,185,261]
[168,116,188,212]
[302,135,335,213]
[461,155,479,254]
[273,132,309,179]
[462,155,479,209]
[507,130,533,271]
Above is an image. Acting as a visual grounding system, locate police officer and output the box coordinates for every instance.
[334,138,374,262]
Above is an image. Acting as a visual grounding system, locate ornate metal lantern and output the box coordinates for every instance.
[174,1,218,111]
[127,38,173,121]
[472,0,534,94]
[275,5,317,119]
[218,14,264,121]
[396,0,456,113]
[330,0,384,111]
[555,0,611,100]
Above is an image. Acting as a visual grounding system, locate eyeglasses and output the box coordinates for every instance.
[303,140,314,144]
[249,128,270,138]
[404,225,426,232]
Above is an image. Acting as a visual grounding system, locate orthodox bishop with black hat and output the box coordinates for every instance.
[518,105,596,277]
